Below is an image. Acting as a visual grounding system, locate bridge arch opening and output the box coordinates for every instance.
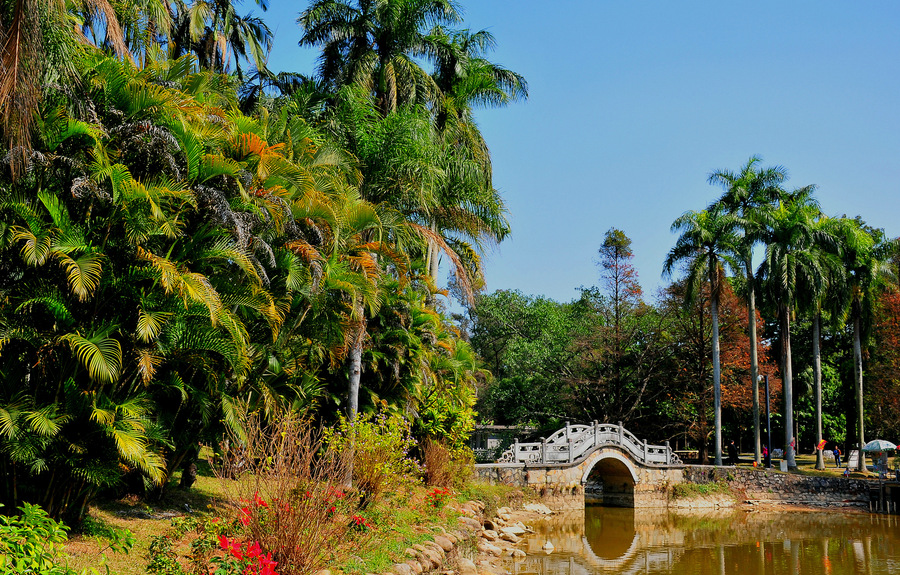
[583,453,637,507]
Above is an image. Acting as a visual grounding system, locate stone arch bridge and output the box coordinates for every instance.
[473,422,687,508]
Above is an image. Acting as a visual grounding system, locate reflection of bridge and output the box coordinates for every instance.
[509,509,685,575]
[474,422,686,508]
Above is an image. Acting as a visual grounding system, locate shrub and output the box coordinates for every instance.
[0,502,116,575]
[423,439,475,490]
[425,487,452,509]
[422,439,452,487]
[145,515,279,575]
[323,408,421,504]
[349,514,374,532]
[447,446,475,490]
[217,412,353,575]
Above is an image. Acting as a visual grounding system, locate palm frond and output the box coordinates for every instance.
[60,331,122,385]
[56,252,104,301]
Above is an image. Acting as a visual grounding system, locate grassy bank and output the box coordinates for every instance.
[60,469,520,575]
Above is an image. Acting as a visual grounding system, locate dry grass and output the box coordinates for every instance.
[422,439,452,487]
[64,471,228,575]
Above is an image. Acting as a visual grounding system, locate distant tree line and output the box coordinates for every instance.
[470,158,899,469]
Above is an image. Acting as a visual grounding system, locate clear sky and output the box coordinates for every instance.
[260,1,900,303]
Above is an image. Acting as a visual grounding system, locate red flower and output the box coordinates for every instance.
[253,492,269,508]
[258,552,278,575]
[240,506,252,526]
[218,534,230,551]
[246,541,262,559]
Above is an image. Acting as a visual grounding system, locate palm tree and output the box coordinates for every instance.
[424,27,526,284]
[168,0,273,77]
[430,27,527,137]
[835,218,898,471]
[791,215,845,470]
[298,0,461,116]
[664,208,739,465]
[0,0,114,174]
[758,187,833,469]
[708,156,785,465]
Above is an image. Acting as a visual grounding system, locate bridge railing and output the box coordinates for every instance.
[496,421,682,467]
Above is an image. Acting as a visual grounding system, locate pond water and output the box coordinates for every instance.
[507,505,900,575]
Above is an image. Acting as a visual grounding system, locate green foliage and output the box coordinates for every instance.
[79,515,135,555]
[470,290,588,426]
[324,408,421,502]
[796,363,847,445]
[670,481,731,499]
[0,503,92,575]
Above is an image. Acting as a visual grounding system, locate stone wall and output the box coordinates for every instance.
[682,465,869,507]
[473,464,585,510]
[474,458,871,511]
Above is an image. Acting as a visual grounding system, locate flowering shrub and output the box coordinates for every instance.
[215,413,355,575]
[349,515,373,532]
[0,503,80,575]
[425,487,452,508]
[323,486,345,516]
[146,515,280,575]
[323,407,422,504]
[213,535,278,575]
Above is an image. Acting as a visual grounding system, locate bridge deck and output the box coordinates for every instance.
[495,421,681,467]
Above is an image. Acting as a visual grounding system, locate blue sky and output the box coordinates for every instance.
[261,1,900,303]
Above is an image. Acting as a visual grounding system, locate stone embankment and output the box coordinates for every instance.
[682,466,870,508]
[356,498,549,575]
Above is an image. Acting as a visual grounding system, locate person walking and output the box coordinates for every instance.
[727,440,739,466]
[832,446,842,468]
[763,445,770,468]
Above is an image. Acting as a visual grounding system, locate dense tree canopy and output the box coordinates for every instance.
[0,0,526,522]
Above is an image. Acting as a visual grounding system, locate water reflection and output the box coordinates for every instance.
[508,506,900,574]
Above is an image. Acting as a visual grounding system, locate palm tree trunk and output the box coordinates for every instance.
[781,306,797,469]
[748,270,761,465]
[346,315,365,489]
[853,309,867,472]
[711,288,722,466]
[348,328,363,421]
[426,242,440,281]
[813,313,825,470]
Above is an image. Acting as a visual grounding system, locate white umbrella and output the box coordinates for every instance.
[862,439,897,452]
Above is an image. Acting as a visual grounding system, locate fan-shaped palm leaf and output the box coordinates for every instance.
[12,226,52,266]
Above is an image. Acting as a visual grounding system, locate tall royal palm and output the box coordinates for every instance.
[709,155,785,465]
[835,219,898,471]
[789,215,843,470]
[664,208,739,466]
[758,187,832,469]
[298,0,461,116]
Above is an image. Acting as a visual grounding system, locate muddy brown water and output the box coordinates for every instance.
[506,505,900,575]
